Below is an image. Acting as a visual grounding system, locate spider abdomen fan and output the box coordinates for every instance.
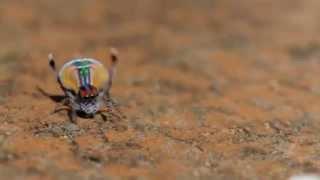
[59,58,109,93]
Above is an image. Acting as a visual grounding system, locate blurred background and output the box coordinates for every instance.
[1,0,320,179]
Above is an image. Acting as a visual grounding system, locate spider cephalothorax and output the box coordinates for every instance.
[48,49,122,123]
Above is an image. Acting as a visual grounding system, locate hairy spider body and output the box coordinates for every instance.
[48,49,121,123]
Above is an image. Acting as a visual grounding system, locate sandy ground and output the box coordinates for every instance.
[1,0,320,179]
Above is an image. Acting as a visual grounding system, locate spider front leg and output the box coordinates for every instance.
[97,48,125,121]
[51,98,77,124]
[51,97,70,114]
[68,109,77,124]
[106,96,126,118]
[99,108,122,122]
[99,100,124,122]
[52,104,70,114]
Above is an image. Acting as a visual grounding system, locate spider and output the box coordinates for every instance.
[48,48,123,123]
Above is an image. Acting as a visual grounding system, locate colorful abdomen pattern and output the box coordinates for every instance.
[59,59,109,94]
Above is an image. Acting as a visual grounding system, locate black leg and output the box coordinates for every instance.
[101,48,119,94]
[68,110,77,124]
[105,96,126,119]
[100,113,108,122]
[51,105,70,114]
[50,97,71,114]
[48,53,57,71]
[48,53,65,92]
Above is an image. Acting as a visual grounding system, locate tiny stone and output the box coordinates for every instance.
[64,123,80,132]
[51,126,63,136]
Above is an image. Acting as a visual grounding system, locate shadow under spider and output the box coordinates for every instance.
[37,86,66,103]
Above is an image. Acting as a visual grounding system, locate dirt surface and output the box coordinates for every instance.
[1,0,320,179]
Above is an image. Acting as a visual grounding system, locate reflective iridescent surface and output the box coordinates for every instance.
[59,58,109,95]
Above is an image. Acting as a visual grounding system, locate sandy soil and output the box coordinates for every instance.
[1,0,320,179]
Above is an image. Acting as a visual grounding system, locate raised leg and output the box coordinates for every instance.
[48,53,56,71]
[105,48,119,93]
[48,53,65,91]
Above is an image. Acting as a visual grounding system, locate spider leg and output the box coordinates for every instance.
[97,48,119,103]
[106,48,119,93]
[48,53,65,92]
[99,108,122,120]
[104,97,126,119]
[51,105,71,114]
[100,113,108,122]
[68,109,77,124]
[50,97,71,114]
